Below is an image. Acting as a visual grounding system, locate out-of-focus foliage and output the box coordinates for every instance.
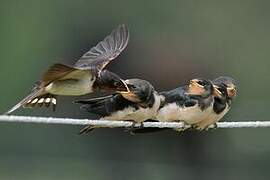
[0,0,270,179]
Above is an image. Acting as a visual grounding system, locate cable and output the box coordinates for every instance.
[0,115,269,129]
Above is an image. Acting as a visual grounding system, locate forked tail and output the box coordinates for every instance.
[4,89,57,115]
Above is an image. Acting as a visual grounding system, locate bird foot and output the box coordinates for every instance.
[125,121,144,135]
[173,122,191,132]
[203,123,218,131]
[212,123,218,129]
[190,124,205,131]
[192,123,218,131]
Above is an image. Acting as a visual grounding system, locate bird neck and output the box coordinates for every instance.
[213,97,227,114]
[92,71,113,91]
[189,94,213,111]
[138,90,156,108]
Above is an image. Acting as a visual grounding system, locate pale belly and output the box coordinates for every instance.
[195,106,230,130]
[102,94,161,123]
[45,75,95,96]
[156,102,213,125]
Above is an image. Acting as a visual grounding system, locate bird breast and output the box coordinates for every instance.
[101,93,161,123]
[156,101,214,124]
[45,70,95,96]
[194,105,230,130]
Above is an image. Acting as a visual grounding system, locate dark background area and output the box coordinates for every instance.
[1,0,270,179]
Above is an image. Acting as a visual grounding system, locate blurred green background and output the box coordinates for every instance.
[1,0,270,179]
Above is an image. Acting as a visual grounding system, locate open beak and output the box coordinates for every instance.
[227,86,237,98]
[117,79,130,93]
[190,79,204,87]
[117,81,141,102]
[189,79,196,86]
[120,90,141,102]
[213,85,223,98]
[186,80,205,95]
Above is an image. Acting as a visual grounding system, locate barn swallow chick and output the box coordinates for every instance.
[155,78,220,130]
[75,79,161,134]
[194,76,237,130]
[5,24,130,114]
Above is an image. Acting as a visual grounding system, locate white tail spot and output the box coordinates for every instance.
[38,98,44,104]
[45,98,51,103]
[31,98,38,104]
[52,98,57,105]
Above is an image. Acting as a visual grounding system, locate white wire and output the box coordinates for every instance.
[0,115,269,129]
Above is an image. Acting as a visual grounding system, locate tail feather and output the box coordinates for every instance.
[4,89,44,115]
[4,90,57,115]
[24,94,57,111]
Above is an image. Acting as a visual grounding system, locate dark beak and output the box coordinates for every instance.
[213,85,223,98]
[118,81,141,102]
[116,79,130,93]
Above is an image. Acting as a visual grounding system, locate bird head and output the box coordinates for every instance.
[93,70,130,93]
[186,78,215,98]
[213,83,228,102]
[120,79,154,103]
[213,76,237,100]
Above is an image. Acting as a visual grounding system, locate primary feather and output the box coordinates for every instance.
[74,24,129,73]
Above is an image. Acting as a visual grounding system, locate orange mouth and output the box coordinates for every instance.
[187,80,205,95]
[120,91,141,102]
[227,86,237,98]
[122,79,130,92]
[117,79,130,93]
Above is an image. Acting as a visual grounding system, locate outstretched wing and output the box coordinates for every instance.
[74,24,129,72]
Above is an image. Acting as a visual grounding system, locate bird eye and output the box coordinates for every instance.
[197,81,205,86]
[114,82,121,86]
[128,84,136,89]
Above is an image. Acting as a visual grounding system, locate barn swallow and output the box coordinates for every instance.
[155,78,219,130]
[194,76,237,130]
[5,24,130,114]
[75,78,162,134]
[129,78,218,134]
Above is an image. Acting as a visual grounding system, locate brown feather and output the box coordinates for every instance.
[41,63,76,85]
[4,88,44,114]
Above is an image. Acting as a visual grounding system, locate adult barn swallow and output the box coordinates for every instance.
[155,78,220,129]
[194,76,237,130]
[5,24,130,114]
[75,79,162,134]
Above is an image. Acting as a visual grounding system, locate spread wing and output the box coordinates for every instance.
[74,24,129,72]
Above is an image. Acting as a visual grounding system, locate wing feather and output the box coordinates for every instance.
[74,24,129,72]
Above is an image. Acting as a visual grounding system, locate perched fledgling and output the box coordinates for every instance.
[75,79,162,134]
[194,76,237,130]
[155,78,220,130]
[5,24,130,114]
